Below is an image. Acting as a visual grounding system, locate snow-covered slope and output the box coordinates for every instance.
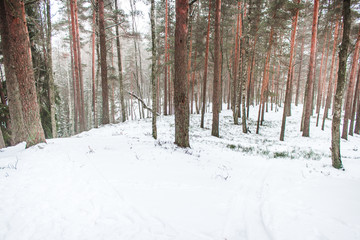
[1,105,359,240]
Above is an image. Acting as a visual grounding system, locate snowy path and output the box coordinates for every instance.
[1,106,360,240]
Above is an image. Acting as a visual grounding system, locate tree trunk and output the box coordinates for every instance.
[280,0,300,141]
[0,128,5,149]
[92,0,98,127]
[164,0,169,116]
[322,17,340,130]
[174,0,190,147]
[332,0,351,169]
[232,2,241,124]
[0,0,45,147]
[150,0,157,139]
[212,0,221,137]
[316,28,331,127]
[302,0,319,137]
[99,0,109,124]
[256,26,274,134]
[74,0,85,131]
[46,0,57,138]
[341,26,360,139]
[191,50,198,114]
[315,30,328,126]
[355,93,360,134]
[349,61,360,136]
[295,28,305,106]
[200,0,211,129]
[69,0,81,133]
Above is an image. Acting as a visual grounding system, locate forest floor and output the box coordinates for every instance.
[0,105,360,240]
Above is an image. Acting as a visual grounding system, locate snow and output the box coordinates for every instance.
[1,105,360,240]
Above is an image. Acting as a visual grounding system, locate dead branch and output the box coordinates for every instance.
[126,91,160,116]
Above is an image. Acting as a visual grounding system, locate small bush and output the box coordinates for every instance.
[273,151,290,158]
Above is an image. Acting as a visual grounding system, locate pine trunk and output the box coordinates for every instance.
[280,0,300,141]
[332,0,351,169]
[174,0,190,147]
[0,0,45,147]
[212,0,221,137]
[349,62,360,135]
[99,0,109,124]
[341,26,360,139]
[232,2,241,124]
[256,26,274,134]
[302,0,319,137]
[150,0,157,139]
[92,0,98,127]
[163,0,169,116]
[46,0,57,138]
[322,18,340,130]
[200,0,211,129]
[295,29,305,106]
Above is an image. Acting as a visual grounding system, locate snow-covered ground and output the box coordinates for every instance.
[1,105,359,240]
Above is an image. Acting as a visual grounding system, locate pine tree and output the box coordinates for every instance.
[212,0,222,137]
[302,0,319,137]
[174,0,190,148]
[331,0,351,169]
[0,0,46,147]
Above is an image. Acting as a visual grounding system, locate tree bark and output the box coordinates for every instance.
[295,28,305,106]
[164,0,169,115]
[114,0,126,123]
[200,0,211,128]
[99,0,109,124]
[150,0,157,139]
[174,0,190,147]
[212,0,221,137]
[341,26,360,139]
[355,93,360,134]
[46,0,57,138]
[349,61,360,135]
[322,17,340,130]
[302,0,319,137]
[0,0,45,147]
[0,128,5,149]
[69,0,81,133]
[332,0,351,169]
[280,0,300,141]
[92,0,98,127]
[232,2,241,124]
[256,26,274,134]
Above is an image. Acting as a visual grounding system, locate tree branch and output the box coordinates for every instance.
[189,0,198,6]
[126,91,160,116]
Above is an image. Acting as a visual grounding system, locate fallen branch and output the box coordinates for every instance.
[126,91,160,116]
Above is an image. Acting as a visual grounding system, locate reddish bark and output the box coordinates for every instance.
[0,0,45,147]
[280,0,300,141]
[74,0,85,131]
[174,0,190,147]
[212,0,222,137]
[303,0,320,137]
[256,26,274,134]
